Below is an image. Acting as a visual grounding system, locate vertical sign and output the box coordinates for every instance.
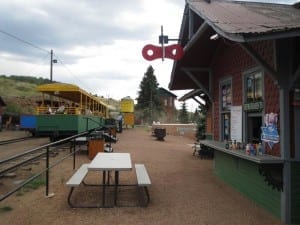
[231,106,242,142]
[261,112,279,149]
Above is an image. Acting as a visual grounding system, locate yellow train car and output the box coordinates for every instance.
[34,82,109,140]
[120,97,134,113]
[120,97,134,128]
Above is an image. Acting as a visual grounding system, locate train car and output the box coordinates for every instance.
[120,97,134,113]
[34,82,109,141]
[120,97,134,128]
[20,114,36,136]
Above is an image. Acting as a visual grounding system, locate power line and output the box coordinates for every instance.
[0,28,98,94]
[0,29,49,54]
[54,53,97,93]
[24,51,50,76]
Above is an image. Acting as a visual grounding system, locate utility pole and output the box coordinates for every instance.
[150,89,153,123]
[50,49,57,82]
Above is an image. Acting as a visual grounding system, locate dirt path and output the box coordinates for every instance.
[0,127,284,225]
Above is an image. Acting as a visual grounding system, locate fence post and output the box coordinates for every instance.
[46,146,49,196]
[73,140,76,170]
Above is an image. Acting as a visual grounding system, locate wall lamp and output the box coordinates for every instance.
[210,33,219,40]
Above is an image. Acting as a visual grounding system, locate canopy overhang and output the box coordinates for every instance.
[169,0,300,95]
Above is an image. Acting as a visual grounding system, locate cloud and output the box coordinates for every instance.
[0,0,189,109]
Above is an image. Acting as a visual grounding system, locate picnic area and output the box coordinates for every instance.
[0,127,284,225]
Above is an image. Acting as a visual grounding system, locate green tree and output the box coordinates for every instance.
[136,65,162,124]
[178,101,189,123]
[190,108,199,123]
[195,105,206,141]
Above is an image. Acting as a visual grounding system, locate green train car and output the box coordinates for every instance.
[34,82,109,141]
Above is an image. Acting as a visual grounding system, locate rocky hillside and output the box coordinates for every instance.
[0,75,121,116]
[0,75,50,115]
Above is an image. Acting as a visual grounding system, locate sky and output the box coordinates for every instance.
[0,0,297,112]
[0,0,201,111]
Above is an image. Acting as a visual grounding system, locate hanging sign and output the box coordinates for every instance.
[243,101,264,112]
[142,44,184,61]
[261,112,279,149]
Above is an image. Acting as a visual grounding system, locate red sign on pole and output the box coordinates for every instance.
[142,44,183,61]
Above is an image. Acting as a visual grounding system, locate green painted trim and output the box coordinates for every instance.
[214,151,281,218]
[291,162,300,224]
[36,115,104,133]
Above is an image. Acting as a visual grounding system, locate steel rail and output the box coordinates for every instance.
[0,136,34,146]
[0,128,99,201]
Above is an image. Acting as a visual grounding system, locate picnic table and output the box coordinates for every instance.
[66,153,151,208]
[88,153,132,206]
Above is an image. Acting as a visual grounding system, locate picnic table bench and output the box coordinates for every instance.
[66,163,89,208]
[135,164,151,206]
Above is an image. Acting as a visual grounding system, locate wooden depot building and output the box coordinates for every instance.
[168,1,300,224]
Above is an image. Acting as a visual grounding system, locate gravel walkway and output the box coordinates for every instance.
[0,127,284,225]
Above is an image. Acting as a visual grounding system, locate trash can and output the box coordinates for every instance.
[154,128,166,140]
[109,127,116,137]
[88,131,104,160]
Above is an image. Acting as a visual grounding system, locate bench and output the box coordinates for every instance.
[198,144,214,159]
[66,163,89,207]
[192,142,201,156]
[135,164,151,206]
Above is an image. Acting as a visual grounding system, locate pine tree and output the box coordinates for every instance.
[178,101,189,123]
[195,104,207,141]
[191,108,199,123]
[136,65,162,124]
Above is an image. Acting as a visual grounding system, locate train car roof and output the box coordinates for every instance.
[37,82,108,106]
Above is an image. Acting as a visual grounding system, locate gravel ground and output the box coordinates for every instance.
[0,127,284,225]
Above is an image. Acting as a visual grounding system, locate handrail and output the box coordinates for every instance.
[0,131,89,165]
[0,128,100,201]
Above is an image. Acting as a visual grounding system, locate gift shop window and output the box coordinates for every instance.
[220,80,232,141]
[243,69,264,144]
[246,71,263,103]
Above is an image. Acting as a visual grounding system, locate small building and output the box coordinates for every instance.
[157,87,177,123]
[169,1,300,224]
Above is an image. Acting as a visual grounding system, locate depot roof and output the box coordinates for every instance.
[169,0,300,91]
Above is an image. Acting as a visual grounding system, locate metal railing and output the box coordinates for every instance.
[0,130,95,201]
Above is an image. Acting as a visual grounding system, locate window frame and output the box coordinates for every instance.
[219,77,232,141]
[244,68,264,104]
[242,67,265,143]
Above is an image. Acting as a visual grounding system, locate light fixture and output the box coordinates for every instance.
[210,33,219,40]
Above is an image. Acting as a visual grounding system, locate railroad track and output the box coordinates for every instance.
[0,136,34,146]
[0,132,87,201]
[0,143,70,179]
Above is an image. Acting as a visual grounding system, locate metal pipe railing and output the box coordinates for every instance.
[0,128,101,201]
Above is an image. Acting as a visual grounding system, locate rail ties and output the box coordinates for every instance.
[0,143,69,177]
[0,137,33,146]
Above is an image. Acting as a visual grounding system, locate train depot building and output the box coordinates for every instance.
[168,1,300,224]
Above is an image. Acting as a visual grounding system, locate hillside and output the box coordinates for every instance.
[0,75,121,115]
[0,75,50,114]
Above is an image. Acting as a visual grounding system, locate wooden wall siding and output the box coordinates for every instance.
[214,151,281,218]
[211,42,255,140]
[291,162,300,224]
[210,40,278,142]
[206,106,213,134]
[264,73,280,156]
